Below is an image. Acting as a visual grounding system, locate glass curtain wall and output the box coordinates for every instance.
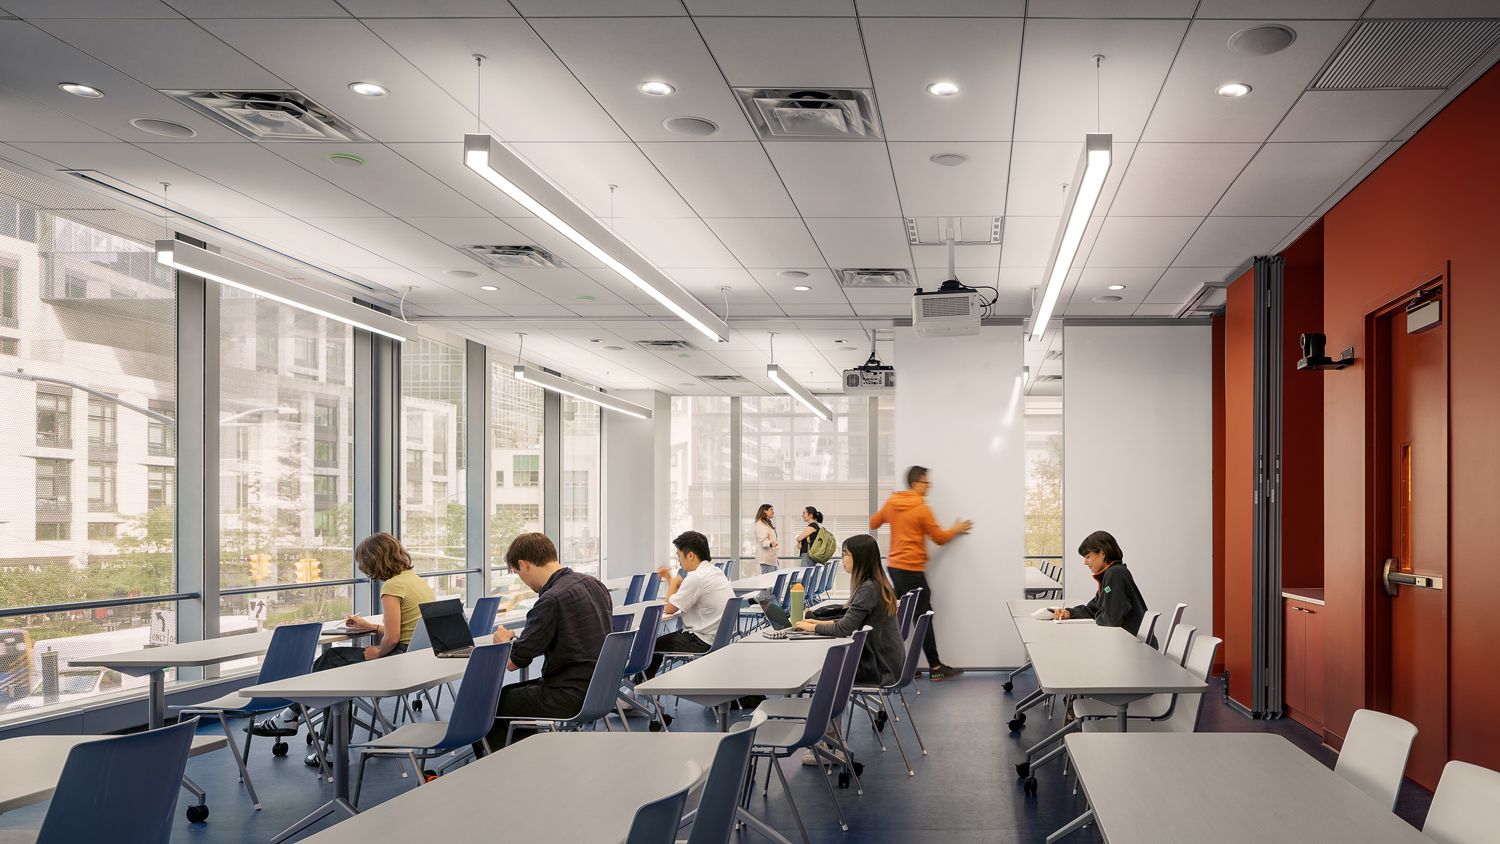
[561,396,601,578]
[0,196,178,721]
[490,362,544,609]
[668,396,732,560]
[1024,395,1065,582]
[400,336,468,599]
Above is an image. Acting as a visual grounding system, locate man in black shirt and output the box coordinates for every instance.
[477,532,612,753]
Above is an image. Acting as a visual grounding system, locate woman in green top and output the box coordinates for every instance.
[315,532,436,669]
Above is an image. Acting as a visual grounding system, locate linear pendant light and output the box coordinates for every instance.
[766,364,832,422]
[513,364,652,420]
[1030,133,1112,341]
[463,134,730,344]
[157,240,416,342]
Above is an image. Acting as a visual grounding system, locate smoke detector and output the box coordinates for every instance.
[837,268,915,288]
[460,245,566,270]
[162,90,368,141]
[733,88,882,140]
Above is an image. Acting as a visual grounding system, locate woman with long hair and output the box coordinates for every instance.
[796,506,824,567]
[753,503,779,574]
[795,533,903,687]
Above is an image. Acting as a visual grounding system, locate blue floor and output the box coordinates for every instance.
[0,672,1432,843]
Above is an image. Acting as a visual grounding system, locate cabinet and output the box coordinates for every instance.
[1283,595,1326,731]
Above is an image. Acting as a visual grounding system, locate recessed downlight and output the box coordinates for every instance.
[792,285,812,292]
[446,269,479,279]
[479,284,498,291]
[604,345,625,351]
[349,81,388,97]
[926,81,960,97]
[1228,24,1296,57]
[777,270,809,279]
[59,82,104,98]
[130,118,196,138]
[929,152,968,167]
[834,339,847,344]
[639,81,676,96]
[1092,294,1124,303]
[1106,284,1127,291]
[1217,82,1252,98]
[576,294,596,301]
[326,152,366,167]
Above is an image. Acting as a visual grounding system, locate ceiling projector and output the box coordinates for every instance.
[912,278,981,337]
[842,347,895,395]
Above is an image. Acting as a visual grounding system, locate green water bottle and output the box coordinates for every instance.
[790,583,805,624]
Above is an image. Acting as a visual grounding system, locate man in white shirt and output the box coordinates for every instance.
[644,530,737,678]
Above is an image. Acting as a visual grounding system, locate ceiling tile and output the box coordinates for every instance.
[1142,19,1354,143]
[1270,90,1443,142]
[1086,216,1200,267]
[668,267,773,303]
[704,218,825,268]
[748,268,846,304]
[999,217,1059,267]
[1195,0,1368,17]
[889,142,1009,218]
[1073,266,1164,304]
[803,218,911,268]
[1214,142,1383,217]
[1026,0,1197,15]
[1109,142,1258,216]
[1061,301,1140,317]
[306,218,470,267]
[388,142,529,218]
[0,0,180,15]
[855,0,1024,14]
[1132,303,1184,316]
[405,217,529,245]
[164,0,348,16]
[1175,216,1300,267]
[219,217,393,267]
[511,142,696,219]
[764,143,900,217]
[861,17,1023,142]
[696,17,871,88]
[509,0,688,14]
[911,244,1001,269]
[640,142,796,218]
[136,142,385,218]
[499,267,632,306]
[1365,0,1500,16]
[1013,18,1187,143]
[611,217,741,268]
[1005,141,1136,217]
[507,217,607,270]
[687,0,853,12]
[31,19,287,90]
[13,141,282,217]
[0,87,117,142]
[339,0,519,15]
[531,16,754,143]
[1146,266,1236,304]
[780,302,856,317]
[267,142,490,218]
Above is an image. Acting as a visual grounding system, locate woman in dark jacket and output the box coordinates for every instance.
[794,533,904,686]
[1053,529,1152,640]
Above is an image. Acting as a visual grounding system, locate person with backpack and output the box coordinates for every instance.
[797,506,835,567]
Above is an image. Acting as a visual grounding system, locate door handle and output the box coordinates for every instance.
[1382,558,1444,597]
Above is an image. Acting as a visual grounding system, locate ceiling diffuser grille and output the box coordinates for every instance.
[1312,19,1500,90]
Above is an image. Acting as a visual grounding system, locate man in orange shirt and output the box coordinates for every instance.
[870,465,972,680]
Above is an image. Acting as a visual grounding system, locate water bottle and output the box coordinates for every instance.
[790,583,805,624]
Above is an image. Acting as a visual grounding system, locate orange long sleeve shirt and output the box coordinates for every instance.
[870,489,958,572]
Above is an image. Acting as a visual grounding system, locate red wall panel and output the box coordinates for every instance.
[1223,269,1256,708]
[1212,313,1226,674]
[1281,221,1325,591]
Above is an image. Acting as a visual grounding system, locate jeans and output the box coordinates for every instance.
[889,569,941,666]
[645,629,711,678]
[475,679,586,756]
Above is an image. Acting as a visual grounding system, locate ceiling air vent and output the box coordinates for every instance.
[838,268,915,289]
[1036,375,1062,383]
[733,88,882,140]
[1175,281,1229,318]
[162,90,369,141]
[1312,19,1500,90]
[699,374,747,383]
[461,245,565,270]
[634,339,700,352]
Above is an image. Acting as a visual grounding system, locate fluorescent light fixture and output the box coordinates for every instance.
[464,134,730,344]
[766,364,832,422]
[512,364,652,420]
[1030,133,1112,341]
[156,240,415,342]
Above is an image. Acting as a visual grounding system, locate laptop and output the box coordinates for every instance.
[419,599,475,658]
[752,591,825,640]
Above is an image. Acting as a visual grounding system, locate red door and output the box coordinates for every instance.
[1382,293,1448,789]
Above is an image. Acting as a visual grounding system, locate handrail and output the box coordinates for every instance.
[0,591,200,619]
[220,578,362,597]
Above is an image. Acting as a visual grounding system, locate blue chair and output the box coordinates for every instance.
[641,572,663,601]
[852,611,933,776]
[897,588,921,641]
[613,611,636,633]
[351,642,511,805]
[174,622,323,810]
[683,710,767,844]
[740,572,789,633]
[624,573,649,606]
[467,595,503,639]
[625,761,703,844]
[657,597,743,675]
[617,602,668,730]
[756,628,869,797]
[498,630,637,743]
[38,717,198,843]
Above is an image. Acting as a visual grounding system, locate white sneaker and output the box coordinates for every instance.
[801,748,821,766]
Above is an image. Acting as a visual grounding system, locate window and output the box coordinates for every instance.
[669,397,732,560]
[36,391,71,448]
[0,337,16,355]
[88,522,117,540]
[494,470,505,487]
[87,461,116,512]
[491,362,543,598]
[313,400,339,469]
[1,260,16,328]
[326,340,345,385]
[1025,395,1065,586]
[561,396,600,577]
[88,398,116,449]
[292,335,317,369]
[563,470,590,521]
[35,522,69,541]
[36,458,71,513]
[146,466,173,511]
[147,401,175,456]
[401,336,466,573]
[512,454,540,486]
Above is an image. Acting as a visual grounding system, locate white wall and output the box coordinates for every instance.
[894,326,1026,668]
[1062,325,1213,636]
[604,390,668,579]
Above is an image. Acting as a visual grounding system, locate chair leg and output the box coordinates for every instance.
[899,689,928,755]
[218,712,261,810]
[771,756,812,844]
[408,751,425,784]
[298,706,331,783]
[352,753,371,807]
[881,692,914,776]
[811,746,849,832]
[615,700,632,732]
[829,720,863,796]
[240,716,255,766]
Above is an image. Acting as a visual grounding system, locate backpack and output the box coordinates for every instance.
[808,526,836,564]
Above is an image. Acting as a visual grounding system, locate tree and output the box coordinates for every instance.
[1025,433,1064,557]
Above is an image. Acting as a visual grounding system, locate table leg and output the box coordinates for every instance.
[1117,704,1128,732]
[147,670,165,729]
[270,701,358,844]
[735,807,799,844]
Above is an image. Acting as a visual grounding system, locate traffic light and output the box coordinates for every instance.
[294,557,321,584]
[248,553,272,581]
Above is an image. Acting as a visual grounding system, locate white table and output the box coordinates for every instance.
[1063,733,1433,844]
[636,638,840,730]
[0,733,227,814]
[240,650,469,843]
[297,732,721,844]
[728,571,784,593]
[1024,567,1063,596]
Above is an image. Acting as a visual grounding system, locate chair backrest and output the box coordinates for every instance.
[775,642,854,751]
[1164,635,1221,733]
[1425,760,1500,844]
[1163,623,1197,666]
[438,642,512,749]
[1334,709,1418,811]
[241,621,322,709]
[408,617,430,651]
[39,717,198,844]
[890,611,934,691]
[467,596,502,639]
[686,710,766,844]
[771,572,791,607]
[612,612,635,633]
[625,761,702,844]
[641,573,662,601]
[897,588,922,641]
[624,573,648,606]
[622,602,666,677]
[829,628,868,720]
[1158,603,1187,653]
[707,596,743,652]
[821,561,838,596]
[1135,610,1159,644]
[571,630,638,726]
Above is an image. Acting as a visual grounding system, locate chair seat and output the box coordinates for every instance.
[749,718,812,751]
[174,691,285,714]
[356,721,452,752]
[1080,716,1177,734]
[1074,693,1171,720]
[756,698,812,719]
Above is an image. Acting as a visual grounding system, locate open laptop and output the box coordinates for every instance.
[419,599,475,658]
[752,591,825,640]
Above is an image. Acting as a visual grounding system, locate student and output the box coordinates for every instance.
[1052,530,1151,637]
[477,532,612,753]
[794,533,903,688]
[795,506,823,568]
[870,465,972,681]
[644,530,737,679]
[753,503,779,574]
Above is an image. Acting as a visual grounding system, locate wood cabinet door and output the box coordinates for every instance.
[1284,600,1305,716]
[1303,603,1325,728]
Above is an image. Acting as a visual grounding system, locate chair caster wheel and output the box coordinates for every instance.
[1007,719,1023,733]
[1003,681,1014,693]
[1015,761,1030,778]
[272,741,289,757]
[648,720,664,732]
[838,771,850,789]
[185,805,210,823]
[1015,712,1026,725]
[412,699,423,711]
[306,732,314,745]
[1023,776,1038,796]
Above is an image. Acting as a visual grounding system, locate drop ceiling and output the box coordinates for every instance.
[0,0,1495,397]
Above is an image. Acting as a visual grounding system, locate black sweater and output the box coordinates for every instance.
[1066,562,1150,638]
[807,579,904,686]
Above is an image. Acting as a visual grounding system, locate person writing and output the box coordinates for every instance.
[795,506,823,568]
[753,503,779,574]
[1051,530,1151,638]
[644,530,737,678]
[476,532,612,753]
[870,465,972,681]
